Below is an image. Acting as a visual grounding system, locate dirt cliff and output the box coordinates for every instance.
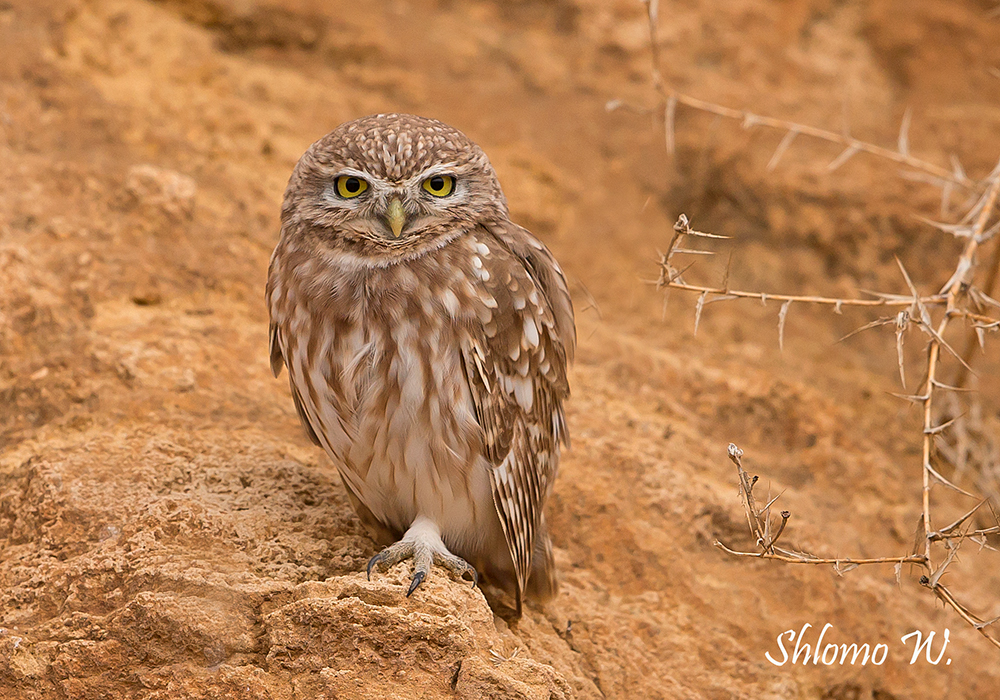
[2,0,1000,698]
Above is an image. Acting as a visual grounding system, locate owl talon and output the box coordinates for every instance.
[366,553,383,581]
[406,570,426,597]
[365,518,479,595]
[433,551,479,588]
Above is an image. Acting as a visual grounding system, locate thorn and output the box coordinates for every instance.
[694,291,707,335]
[925,463,978,498]
[935,499,989,537]
[924,414,961,435]
[767,129,799,172]
[895,310,908,389]
[647,0,659,25]
[975,614,1000,631]
[941,180,953,218]
[930,378,975,392]
[672,248,716,256]
[894,256,921,299]
[665,260,697,285]
[888,391,930,403]
[897,107,912,157]
[928,541,962,587]
[838,316,895,343]
[950,153,967,182]
[828,144,859,172]
[914,215,973,238]
[977,220,1000,245]
[778,300,791,351]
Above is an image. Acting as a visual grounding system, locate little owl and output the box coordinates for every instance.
[266,114,575,615]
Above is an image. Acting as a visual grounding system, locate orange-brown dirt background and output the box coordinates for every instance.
[2,0,1000,698]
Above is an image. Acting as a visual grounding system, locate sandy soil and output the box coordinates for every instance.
[2,0,1000,698]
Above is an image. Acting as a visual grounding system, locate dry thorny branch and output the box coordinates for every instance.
[719,444,1000,651]
[631,0,1000,652]
[621,0,993,210]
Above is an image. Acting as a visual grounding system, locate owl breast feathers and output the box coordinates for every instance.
[266,113,575,614]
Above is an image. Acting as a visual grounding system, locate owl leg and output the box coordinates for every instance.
[366,516,477,596]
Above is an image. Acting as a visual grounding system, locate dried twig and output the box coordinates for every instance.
[658,214,949,309]
[638,0,1000,654]
[714,540,926,567]
[635,2,985,192]
[720,445,1000,651]
[921,578,1000,651]
[917,177,1000,564]
[721,444,928,566]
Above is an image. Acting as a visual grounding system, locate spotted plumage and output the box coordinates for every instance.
[266,114,574,614]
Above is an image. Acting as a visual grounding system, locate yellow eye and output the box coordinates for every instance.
[335,175,368,198]
[422,175,455,197]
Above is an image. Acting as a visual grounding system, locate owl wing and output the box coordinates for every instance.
[462,221,575,609]
[268,321,323,447]
[269,318,401,548]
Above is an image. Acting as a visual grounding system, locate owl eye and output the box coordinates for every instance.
[335,175,369,198]
[422,175,455,197]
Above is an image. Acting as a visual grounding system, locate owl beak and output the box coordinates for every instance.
[385,198,406,238]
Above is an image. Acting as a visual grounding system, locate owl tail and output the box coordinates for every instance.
[525,515,558,603]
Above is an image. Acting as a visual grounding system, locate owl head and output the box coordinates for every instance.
[281,114,509,262]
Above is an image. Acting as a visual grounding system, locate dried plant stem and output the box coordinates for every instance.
[713,540,926,566]
[720,444,1000,650]
[640,0,1000,655]
[921,343,942,562]
[638,1,982,192]
[657,215,952,317]
[701,184,1000,649]
[923,580,1000,651]
[929,526,1000,541]
[953,209,1000,387]
[665,92,975,189]
[919,178,1000,562]
[951,309,1000,326]
[662,278,945,310]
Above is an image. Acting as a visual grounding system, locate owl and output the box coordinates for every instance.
[266,114,575,616]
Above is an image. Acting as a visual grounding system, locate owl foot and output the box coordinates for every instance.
[366,517,478,596]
